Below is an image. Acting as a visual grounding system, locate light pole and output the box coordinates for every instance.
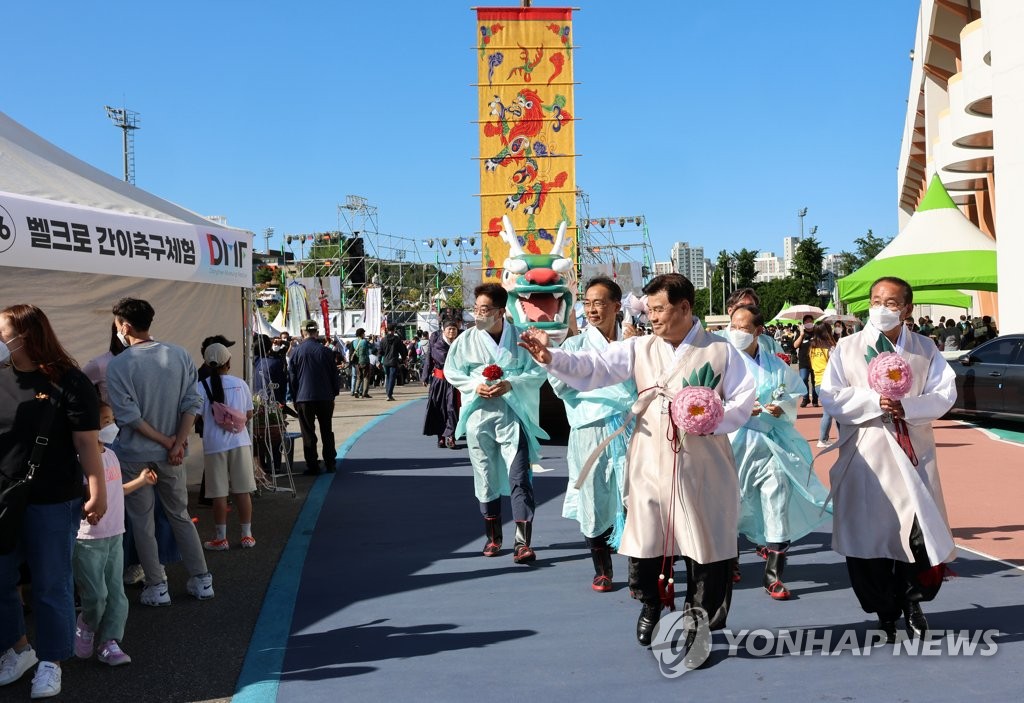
[797,207,808,238]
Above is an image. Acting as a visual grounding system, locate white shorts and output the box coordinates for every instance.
[205,446,257,498]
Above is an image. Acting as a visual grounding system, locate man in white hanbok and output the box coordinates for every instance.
[445,283,548,564]
[820,277,957,643]
[548,277,637,593]
[717,288,785,357]
[520,274,755,658]
[726,305,830,601]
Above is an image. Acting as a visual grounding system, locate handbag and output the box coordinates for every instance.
[0,388,59,555]
[201,379,248,433]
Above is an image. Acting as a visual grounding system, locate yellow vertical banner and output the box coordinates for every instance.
[475,6,576,280]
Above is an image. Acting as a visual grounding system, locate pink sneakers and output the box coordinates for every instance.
[74,614,95,659]
[97,640,132,666]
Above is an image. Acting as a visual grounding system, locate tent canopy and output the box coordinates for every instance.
[838,175,996,305]
[0,110,253,366]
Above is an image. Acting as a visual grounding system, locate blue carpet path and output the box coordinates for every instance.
[234,400,1024,702]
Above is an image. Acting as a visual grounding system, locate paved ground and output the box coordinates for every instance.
[9,380,429,703]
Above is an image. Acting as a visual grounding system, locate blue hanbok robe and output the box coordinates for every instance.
[548,325,637,539]
[729,345,831,545]
[444,322,549,503]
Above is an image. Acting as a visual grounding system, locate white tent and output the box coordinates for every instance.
[0,111,253,365]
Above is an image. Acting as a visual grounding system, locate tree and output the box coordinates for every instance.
[254,266,277,285]
[838,229,893,274]
[731,248,758,289]
[693,287,711,319]
[790,237,827,304]
[754,277,809,321]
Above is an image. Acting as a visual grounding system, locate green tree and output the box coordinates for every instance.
[837,229,893,274]
[731,248,758,289]
[693,287,711,319]
[754,277,808,321]
[254,266,277,285]
[791,237,825,299]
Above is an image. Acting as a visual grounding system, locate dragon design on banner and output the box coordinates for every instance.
[498,216,576,344]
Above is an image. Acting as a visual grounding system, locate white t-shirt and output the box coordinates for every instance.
[197,374,253,454]
[78,449,125,540]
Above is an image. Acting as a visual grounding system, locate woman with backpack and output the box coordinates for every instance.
[196,343,256,551]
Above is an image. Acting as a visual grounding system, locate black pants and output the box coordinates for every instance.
[846,518,942,621]
[295,400,337,472]
[478,430,534,522]
[628,555,734,631]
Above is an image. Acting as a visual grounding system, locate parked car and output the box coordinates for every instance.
[945,334,1024,423]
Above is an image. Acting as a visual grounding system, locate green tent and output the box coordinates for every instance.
[769,300,800,326]
[837,175,997,307]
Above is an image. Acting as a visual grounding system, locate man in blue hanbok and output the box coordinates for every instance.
[726,305,830,600]
[444,283,549,563]
[549,277,637,592]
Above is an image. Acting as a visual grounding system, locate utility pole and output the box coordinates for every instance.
[104,106,140,184]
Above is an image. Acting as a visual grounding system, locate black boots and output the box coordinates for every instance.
[878,618,898,644]
[763,548,791,600]
[482,516,502,557]
[636,602,662,647]
[903,601,929,639]
[512,521,536,563]
[587,530,613,592]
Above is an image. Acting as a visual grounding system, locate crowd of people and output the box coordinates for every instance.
[0,271,975,693]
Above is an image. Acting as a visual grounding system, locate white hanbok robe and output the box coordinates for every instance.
[548,325,637,538]
[543,321,756,562]
[444,321,548,503]
[819,323,957,565]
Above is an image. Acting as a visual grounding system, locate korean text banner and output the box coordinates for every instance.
[0,191,252,287]
[476,7,577,280]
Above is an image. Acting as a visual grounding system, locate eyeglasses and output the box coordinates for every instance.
[581,300,609,310]
[648,306,671,315]
[472,306,499,315]
[871,300,905,310]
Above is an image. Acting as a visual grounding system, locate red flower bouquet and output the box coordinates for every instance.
[482,364,504,384]
[776,352,791,365]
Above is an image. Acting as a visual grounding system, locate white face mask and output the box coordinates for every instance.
[0,335,21,365]
[98,423,119,445]
[869,305,903,332]
[727,329,756,351]
[474,314,497,331]
[116,325,130,348]
[271,343,284,352]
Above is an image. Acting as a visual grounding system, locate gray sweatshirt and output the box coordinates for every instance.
[106,340,203,462]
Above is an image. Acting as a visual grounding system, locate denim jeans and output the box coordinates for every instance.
[799,367,817,403]
[0,499,81,661]
[815,385,834,441]
[384,366,398,398]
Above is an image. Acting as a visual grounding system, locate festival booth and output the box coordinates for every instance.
[0,111,253,364]
[0,111,254,482]
[838,175,997,316]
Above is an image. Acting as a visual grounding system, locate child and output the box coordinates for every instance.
[197,343,256,550]
[73,402,157,665]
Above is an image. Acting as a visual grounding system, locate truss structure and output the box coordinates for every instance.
[575,189,656,291]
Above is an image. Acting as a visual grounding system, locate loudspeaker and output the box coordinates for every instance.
[347,237,366,285]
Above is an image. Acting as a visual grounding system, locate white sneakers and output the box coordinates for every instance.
[30,662,60,699]
[141,573,215,604]
[0,646,38,686]
[817,440,833,448]
[186,572,215,600]
[140,581,171,607]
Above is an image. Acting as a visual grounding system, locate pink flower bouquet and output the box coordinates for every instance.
[670,386,724,436]
[867,352,913,399]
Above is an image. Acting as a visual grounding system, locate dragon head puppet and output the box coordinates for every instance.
[498,216,577,344]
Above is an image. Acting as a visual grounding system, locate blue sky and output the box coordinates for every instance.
[5,1,919,264]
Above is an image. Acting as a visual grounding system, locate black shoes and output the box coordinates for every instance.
[636,603,662,647]
[903,602,929,639]
[763,549,791,600]
[512,521,536,563]
[482,516,502,557]
[878,618,898,645]
[445,437,457,449]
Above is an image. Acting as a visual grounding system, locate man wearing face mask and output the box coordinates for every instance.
[547,277,637,593]
[443,283,549,564]
[717,288,785,358]
[819,277,957,643]
[519,274,755,660]
[726,305,830,601]
[793,314,818,407]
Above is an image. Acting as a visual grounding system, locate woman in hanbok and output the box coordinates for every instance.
[421,319,461,448]
[727,305,831,600]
